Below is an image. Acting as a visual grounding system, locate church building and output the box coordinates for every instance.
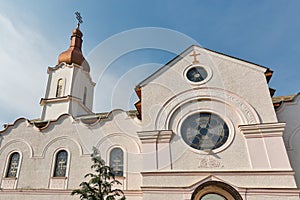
[1,22,300,200]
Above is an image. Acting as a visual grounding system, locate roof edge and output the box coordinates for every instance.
[137,45,271,88]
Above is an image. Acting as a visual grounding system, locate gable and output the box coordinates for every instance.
[138,45,277,132]
[137,45,269,88]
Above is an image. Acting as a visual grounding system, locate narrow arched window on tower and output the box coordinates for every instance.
[83,87,87,105]
[53,150,68,177]
[56,79,63,97]
[109,147,124,177]
[6,152,20,178]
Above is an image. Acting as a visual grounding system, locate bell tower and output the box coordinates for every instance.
[40,14,95,121]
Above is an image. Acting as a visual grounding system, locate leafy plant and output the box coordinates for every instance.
[71,147,125,200]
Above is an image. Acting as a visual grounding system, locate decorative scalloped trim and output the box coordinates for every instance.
[0,110,138,134]
[275,93,300,113]
[0,118,30,133]
[77,109,139,127]
[33,114,72,131]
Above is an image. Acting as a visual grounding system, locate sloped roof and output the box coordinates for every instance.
[137,45,271,88]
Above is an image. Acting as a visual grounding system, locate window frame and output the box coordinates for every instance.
[56,78,64,97]
[109,147,125,177]
[4,151,22,179]
[191,181,243,200]
[51,149,70,178]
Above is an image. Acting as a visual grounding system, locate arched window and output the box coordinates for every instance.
[83,87,87,105]
[6,152,20,178]
[109,148,124,177]
[56,79,63,97]
[53,150,68,177]
[191,181,243,200]
[201,194,226,200]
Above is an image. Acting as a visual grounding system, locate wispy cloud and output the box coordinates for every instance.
[0,14,57,123]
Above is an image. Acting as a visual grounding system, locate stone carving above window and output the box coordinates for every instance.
[198,155,224,168]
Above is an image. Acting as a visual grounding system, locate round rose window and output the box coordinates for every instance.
[181,112,229,150]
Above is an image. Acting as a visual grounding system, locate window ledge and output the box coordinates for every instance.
[50,177,67,180]
[1,177,17,189]
[49,177,67,189]
[2,177,17,180]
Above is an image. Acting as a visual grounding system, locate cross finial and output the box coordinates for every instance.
[190,50,201,64]
[75,12,83,28]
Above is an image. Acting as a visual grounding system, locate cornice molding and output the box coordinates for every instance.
[40,95,93,115]
[137,130,173,143]
[141,170,295,176]
[239,123,285,138]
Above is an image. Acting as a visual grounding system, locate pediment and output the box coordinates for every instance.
[137,45,269,88]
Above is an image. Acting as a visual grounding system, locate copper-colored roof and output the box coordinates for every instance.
[134,87,142,119]
[58,27,90,72]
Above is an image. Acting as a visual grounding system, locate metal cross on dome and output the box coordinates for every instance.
[75,12,83,27]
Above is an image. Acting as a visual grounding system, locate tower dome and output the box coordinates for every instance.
[58,26,90,72]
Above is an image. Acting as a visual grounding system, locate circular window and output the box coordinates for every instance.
[186,67,208,82]
[181,112,229,151]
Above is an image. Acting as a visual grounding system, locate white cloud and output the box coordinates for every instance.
[0,14,57,124]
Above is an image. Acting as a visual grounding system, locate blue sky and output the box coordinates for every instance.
[0,1,300,125]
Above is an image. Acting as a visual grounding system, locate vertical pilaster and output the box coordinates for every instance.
[240,123,292,169]
[138,130,173,171]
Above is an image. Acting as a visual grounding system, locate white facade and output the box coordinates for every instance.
[1,28,300,199]
[40,62,95,121]
[275,94,300,188]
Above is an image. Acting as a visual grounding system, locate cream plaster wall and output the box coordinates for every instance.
[139,46,286,174]
[41,63,95,121]
[135,46,297,199]
[141,46,277,132]
[276,95,300,187]
[41,101,70,121]
[70,66,94,110]
[45,66,73,99]
[0,111,142,193]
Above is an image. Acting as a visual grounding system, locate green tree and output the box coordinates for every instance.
[71,147,126,200]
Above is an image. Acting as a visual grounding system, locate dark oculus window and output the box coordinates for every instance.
[186,67,208,82]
